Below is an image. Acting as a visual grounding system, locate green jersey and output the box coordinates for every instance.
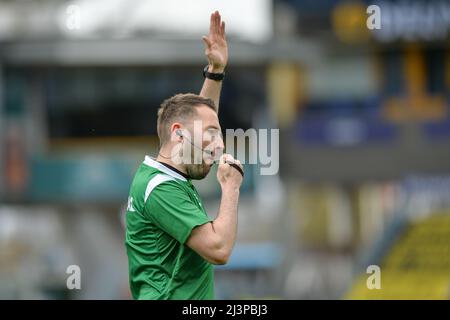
[125,156,214,300]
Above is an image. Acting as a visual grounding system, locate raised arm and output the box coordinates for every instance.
[199,11,228,113]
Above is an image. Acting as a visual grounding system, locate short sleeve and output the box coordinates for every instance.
[144,180,212,244]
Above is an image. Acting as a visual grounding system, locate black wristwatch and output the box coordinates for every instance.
[203,65,225,81]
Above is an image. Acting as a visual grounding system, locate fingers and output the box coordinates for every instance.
[202,36,212,49]
[228,159,243,172]
[229,163,244,177]
[234,159,243,170]
[209,11,223,35]
[226,159,244,178]
[219,154,242,168]
[219,153,234,165]
[210,13,215,35]
[215,11,220,35]
[208,11,226,42]
[218,154,244,177]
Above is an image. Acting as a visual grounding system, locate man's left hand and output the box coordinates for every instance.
[202,11,228,73]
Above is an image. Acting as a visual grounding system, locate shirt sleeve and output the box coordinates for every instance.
[144,180,212,244]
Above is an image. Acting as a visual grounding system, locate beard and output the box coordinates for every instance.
[181,142,215,180]
[186,162,212,180]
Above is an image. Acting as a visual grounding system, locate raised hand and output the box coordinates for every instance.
[202,11,228,73]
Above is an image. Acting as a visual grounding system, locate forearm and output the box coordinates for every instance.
[211,186,239,256]
[199,65,224,112]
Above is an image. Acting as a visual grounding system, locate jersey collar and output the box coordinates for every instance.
[143,156,188,181]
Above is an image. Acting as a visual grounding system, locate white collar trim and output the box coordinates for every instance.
[143,156,187,181]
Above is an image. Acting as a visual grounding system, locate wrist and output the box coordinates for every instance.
[204,65,225,82]
[208,65,225,74]
[220,184,240,194]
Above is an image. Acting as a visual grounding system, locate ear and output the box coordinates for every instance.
[170,123,183,142]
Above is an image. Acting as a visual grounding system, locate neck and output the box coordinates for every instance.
[156,145,188,176]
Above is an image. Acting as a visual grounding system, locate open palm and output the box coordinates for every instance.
[202,11,228,72]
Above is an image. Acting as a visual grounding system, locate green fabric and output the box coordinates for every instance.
[125,158,214,300]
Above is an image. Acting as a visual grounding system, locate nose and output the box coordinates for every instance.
[216,135,225,150]
[211,137,224,161]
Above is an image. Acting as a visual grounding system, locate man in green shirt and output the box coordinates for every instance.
[125,11,244,300]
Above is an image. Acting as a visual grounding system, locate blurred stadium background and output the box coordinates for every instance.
[1,0,450,299]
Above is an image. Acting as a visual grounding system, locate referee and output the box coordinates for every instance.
[125,11,244,300]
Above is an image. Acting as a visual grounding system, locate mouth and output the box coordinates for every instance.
[203,154,217,166]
